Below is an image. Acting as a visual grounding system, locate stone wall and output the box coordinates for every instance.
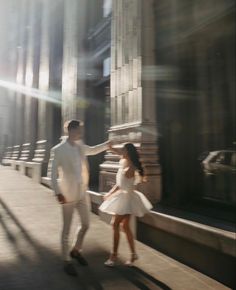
[100,0,161,203]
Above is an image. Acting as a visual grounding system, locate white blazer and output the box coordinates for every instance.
[51,139,108,202]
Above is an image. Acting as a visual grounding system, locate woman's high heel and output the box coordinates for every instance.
[104,253,117,267]
[125,253,138,266]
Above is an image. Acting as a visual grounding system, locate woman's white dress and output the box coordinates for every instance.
[99,159,152,217]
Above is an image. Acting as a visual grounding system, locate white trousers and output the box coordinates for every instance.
[61,194,90,261]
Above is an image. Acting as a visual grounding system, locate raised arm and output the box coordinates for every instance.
[103,184,120,200]
[108,143,123,156]
[83,141,110,156]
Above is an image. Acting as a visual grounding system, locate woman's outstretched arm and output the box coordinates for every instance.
[103,184,120,200]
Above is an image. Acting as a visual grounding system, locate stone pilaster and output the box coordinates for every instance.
[62,0,87,126]
[4,0,20,148]
[24,1,39,145]
[15,0,29,146]
[38,0,53,148]
[100,0,161,203]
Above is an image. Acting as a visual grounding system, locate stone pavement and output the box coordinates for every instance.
[0,166,231,290]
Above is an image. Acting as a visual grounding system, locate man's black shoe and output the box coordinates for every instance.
[63,262,77,276]
[70,250,88,266]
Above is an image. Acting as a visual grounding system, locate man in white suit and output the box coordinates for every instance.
[51,119,109,276]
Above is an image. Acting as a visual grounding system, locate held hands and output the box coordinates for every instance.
[107,141,122,155]
[107,140,113,151]
[56,193,66,204]
[142,176,148,183]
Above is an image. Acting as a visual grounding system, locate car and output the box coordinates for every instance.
[200,149,236,204]
[202,150,236,176]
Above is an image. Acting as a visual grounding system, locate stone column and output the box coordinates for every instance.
[15,0,29,147]
[38,0,53,148]
[15,59,25,145]
[62,0,87,126]
[24,1,39,146]
[100,0,161,203]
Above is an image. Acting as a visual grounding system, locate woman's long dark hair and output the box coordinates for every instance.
[124,143,144,177]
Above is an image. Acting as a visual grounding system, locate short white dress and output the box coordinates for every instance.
[99,159,152,217]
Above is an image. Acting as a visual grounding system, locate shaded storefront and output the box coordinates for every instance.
[154,0,236,220]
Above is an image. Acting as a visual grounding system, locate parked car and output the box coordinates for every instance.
[200,149,236,204]
[202,150,236,176]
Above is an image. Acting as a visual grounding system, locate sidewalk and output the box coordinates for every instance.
[0,166,231,290]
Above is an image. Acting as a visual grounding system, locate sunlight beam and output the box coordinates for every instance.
[0,79,61,105]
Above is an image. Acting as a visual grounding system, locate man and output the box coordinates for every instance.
[51,119,109,276]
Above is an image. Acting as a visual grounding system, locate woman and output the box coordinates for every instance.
[99,143,152,266]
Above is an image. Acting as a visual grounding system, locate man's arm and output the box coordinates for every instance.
[51,149,66,203]
[108,144,123,156]
[51,149,60,196]
[83,141,110,156]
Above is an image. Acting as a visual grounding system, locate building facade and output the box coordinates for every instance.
[0,0,235,287]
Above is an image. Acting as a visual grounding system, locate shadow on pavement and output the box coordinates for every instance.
[115,265,172,290]
[0,197,101,290]
[0,196,171,290]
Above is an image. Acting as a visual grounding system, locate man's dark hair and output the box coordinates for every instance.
[67,120,80,131]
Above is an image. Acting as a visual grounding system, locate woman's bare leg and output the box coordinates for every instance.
[122,215,138,264]
[122,215,136,255]
[111,215,124,259]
